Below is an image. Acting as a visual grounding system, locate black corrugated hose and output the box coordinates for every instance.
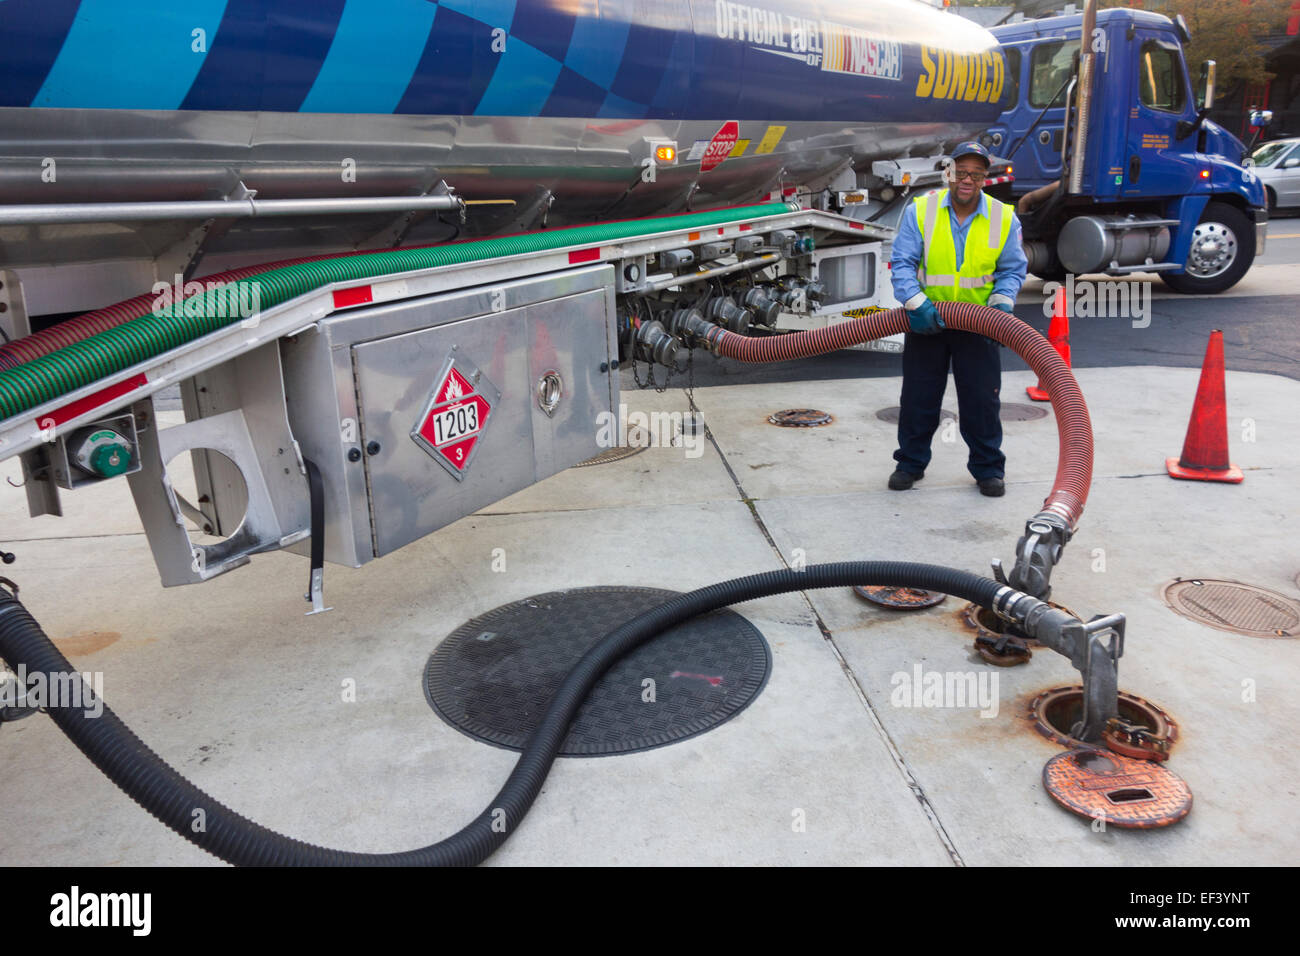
[0,562,1002,866]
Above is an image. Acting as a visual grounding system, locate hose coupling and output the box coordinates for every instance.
[1005,512,1072,599]
[667,308,726,354]
[634,319,686,370]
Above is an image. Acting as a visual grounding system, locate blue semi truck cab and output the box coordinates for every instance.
[980,6,1267,293]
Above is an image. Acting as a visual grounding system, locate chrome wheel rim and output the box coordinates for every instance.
[1185,221,1238,279]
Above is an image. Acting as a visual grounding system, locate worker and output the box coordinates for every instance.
[887,141,1027,497]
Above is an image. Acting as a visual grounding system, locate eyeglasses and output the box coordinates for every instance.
[951,169,986,183]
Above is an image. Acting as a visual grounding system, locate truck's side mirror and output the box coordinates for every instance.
[1197,60,1216,111]
[1283,157,1300,169]
[1244,109,1274,157]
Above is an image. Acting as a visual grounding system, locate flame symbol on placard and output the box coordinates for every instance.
[445,374,464,401]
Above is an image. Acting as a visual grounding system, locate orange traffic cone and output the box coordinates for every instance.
[1026,287,1071,401]
[1166,330,1243,483]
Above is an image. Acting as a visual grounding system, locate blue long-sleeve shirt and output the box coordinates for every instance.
[890,191,1028,309]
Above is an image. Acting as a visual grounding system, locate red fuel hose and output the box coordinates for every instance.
[703,302,1092,530]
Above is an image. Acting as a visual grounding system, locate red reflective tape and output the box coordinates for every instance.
[568,248,601,264]
[40,373,148,428]
[850,222,864,230]
[739,224,752,231]
[718,228,725,235]
[332,286,373,309]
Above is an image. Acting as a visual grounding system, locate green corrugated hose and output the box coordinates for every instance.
[0,203,793,421]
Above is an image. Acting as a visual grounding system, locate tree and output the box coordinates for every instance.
[957,0,1294,85]
[1104,1,1294,87]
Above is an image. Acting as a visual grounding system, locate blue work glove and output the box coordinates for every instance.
[986,300,1014,347]
[906,298,944,335]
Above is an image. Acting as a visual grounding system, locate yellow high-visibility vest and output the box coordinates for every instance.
[913,190,1014,304]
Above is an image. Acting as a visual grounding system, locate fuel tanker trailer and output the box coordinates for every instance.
[0,0,1012,604]
[0,0,1008,315]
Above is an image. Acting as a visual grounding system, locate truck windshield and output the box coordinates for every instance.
[1001,48,1022,110]
[1029,42,1074,108]
[1138,40,1185,113]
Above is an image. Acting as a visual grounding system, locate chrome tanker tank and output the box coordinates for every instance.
[0,0,1006,314]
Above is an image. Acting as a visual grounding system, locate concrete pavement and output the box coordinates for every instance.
[1,365,1296,865]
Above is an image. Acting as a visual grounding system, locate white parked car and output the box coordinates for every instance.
[1250,137,1300,211]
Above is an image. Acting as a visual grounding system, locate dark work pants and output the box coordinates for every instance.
[893,329,1005,480]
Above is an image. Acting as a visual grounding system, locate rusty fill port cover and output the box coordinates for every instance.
[1043,748,1192,829]
[853,585,946,609]
[769,408,833,427]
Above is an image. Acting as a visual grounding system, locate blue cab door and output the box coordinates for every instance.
[1120,27,1200,199]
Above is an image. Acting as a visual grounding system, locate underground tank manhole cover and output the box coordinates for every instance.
[875,406,955,424]
[424,587,772,756]
[574,443,648,467]
[999,402,1049,421]
[875,404,1045,423]
[1163,578,1300,637]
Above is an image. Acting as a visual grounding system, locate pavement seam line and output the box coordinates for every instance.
[1,531,150,543]
[691,391,966,866]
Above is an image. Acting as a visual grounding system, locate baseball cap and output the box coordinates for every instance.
[951,141,992,167]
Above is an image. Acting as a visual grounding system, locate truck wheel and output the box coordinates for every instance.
[1159,201,1255,294]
